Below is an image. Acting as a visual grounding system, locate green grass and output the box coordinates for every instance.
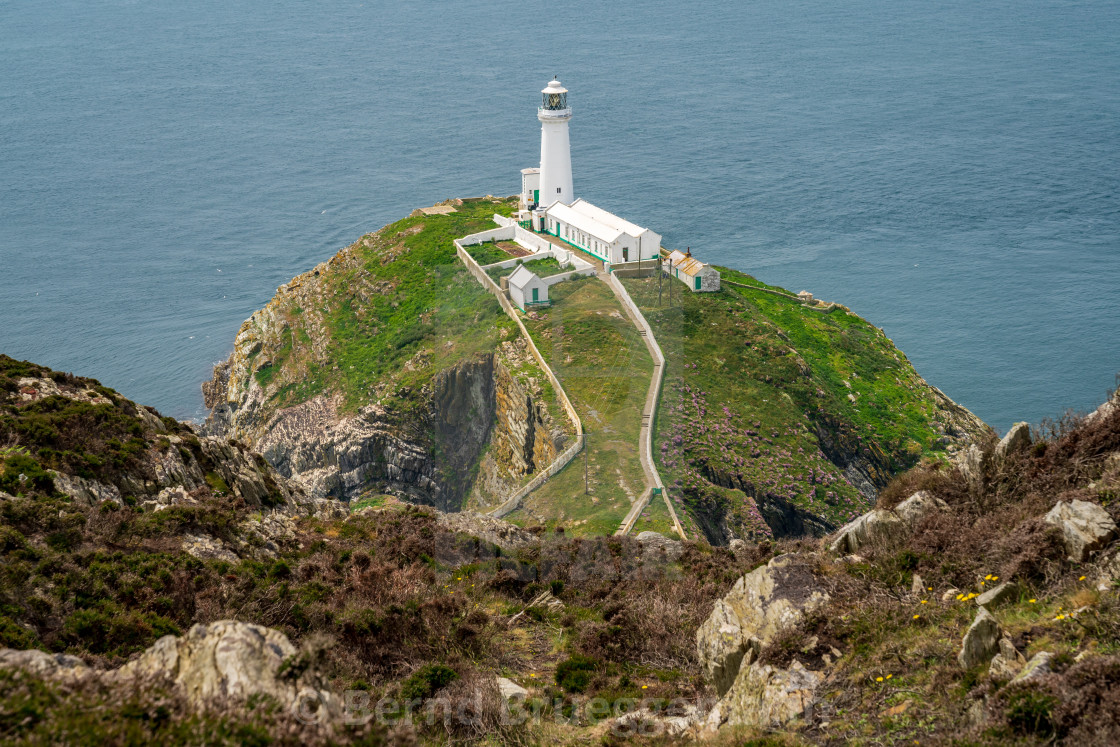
[485,256,566,283]
[465,240,516,266]
[504,276,653,536]
[622,268,973,542]
[239,198,520,414]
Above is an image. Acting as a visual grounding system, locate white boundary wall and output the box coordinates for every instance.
[454,234,585,518]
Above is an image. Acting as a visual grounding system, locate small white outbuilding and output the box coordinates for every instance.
[665,250,720,292]
[507,265,550,311]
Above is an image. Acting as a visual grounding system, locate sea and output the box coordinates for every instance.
[2,0,1118,433]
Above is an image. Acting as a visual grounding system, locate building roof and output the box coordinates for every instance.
[666,250,709,277]
[566,199,651,238]
[521,167,540,174]
[507,264,542,290]
[547,198,656,245]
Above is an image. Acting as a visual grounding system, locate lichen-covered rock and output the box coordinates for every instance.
[976,581,1015,608]
[958,607,1002,669]
[719,660,822,730]
[994,422,1031,460]
[496,677,528,700]
[636,531,683,561]
[50,471,122,506]
[955,443,984,486]
[1010,651,1053,684]
[0,649,91,681]
[828,509,904,554]
[115,621,338,721]
[988,638,1026,680]
[828,491,948,554]
[696,553,829,697]
[182,533,239,563]
[1,620,337,722]
[893,490,949,525]
[1044,499,1116,562]
[437,510,537,551]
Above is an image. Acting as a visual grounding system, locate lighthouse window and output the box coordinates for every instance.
[556,187,561,194]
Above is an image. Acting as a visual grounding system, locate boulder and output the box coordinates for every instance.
[116,620,338,721]
[610,704,702,738]
[696,554,829,697]
[182,533,239,563]
[0,649,91,681]
[50,471,122,507]
[496,677,528,700]
[894,491,949,525]
[1043,499,1116,562]
[976,582,1015,608]
[958,608,1002,669]
[828,509,904,554]
[910,573,925,595]
[719,660,822,730]
[1010,652,1053,685]
[994,422,1031,461]
[636,531,683,561]
[436,511,537,551]
[828,491,948,555]
[955,443,984,486]
[1,620,337,721]
[988,638,1026,680]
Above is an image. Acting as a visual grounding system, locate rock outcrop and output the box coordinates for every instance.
[994,422,1032,461]
[829,490,949,554]
[0,620,338,722]
[719,659,823,730]
[436,510,537,551]
[1044,499,1116,562]
[697,554,830,698]
[988,638,1026,680]
[958,607,1002,669]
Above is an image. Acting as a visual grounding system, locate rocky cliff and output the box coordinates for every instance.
[202,198,570,511]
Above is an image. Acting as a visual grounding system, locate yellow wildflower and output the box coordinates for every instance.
[927,587,933,591]
[886,674,893,680]
[876,676,884,682]
[913,614,920,619]
[1079,575,1086,581]
[1029,599,1037,603]
[641,685,648,690]
[1055,614,1065,620]
[984,574,993,581]
[920,600,928,604]
[992,576,999,581]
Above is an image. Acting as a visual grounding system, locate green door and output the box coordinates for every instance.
[531,287,539,302]
[533,189,539,203]
[695,276,701,290]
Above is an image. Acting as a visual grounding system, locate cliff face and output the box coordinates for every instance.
[202,199,569,510]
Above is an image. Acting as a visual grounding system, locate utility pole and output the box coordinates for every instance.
[583,432,589,494]
[658,254,663,306]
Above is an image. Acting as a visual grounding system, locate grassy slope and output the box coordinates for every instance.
[504,276,653,536]
[624,267,974,541]
[249,198,520,417]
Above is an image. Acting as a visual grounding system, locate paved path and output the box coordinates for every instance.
[600,270,687,540]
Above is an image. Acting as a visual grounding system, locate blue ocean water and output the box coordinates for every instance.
[1,0,1117,432]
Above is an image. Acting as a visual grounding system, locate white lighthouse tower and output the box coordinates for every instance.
[537,78,574,207]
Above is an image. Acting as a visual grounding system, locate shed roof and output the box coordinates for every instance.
[666,250,708,277]
[507,264,542,290]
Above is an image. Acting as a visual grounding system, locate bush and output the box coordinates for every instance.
[400,664,458,703]
[0,454,54,495]
[1005,687,1057,737]
[555,654,598,693]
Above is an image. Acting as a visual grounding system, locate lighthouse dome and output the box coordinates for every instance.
[540,78,569,112]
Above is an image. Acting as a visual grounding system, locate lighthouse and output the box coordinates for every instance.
[537,78,574,207]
